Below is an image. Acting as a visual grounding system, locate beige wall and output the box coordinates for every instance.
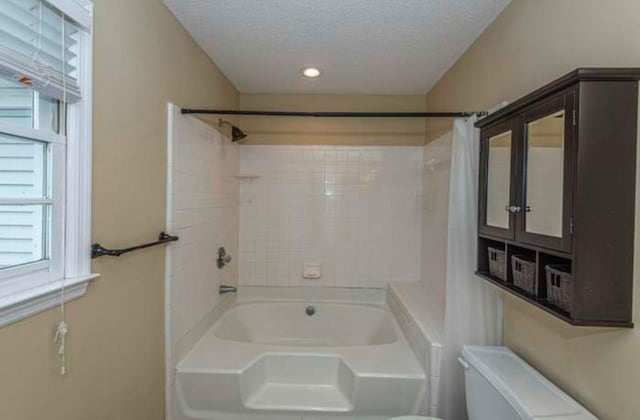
[0,1,238,420]
[424,1,640,419]
[236,94,426,145]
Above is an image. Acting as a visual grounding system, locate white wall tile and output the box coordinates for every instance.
[168,108,240,349]
[239,146,423,289]
[420,132,453,327]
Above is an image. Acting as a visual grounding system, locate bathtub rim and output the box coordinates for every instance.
[176,297,426,377]
[211,299,400,348]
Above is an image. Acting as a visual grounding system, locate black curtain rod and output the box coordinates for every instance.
[181,109,487,118]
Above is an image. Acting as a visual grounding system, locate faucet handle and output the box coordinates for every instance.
[217,247,232,269]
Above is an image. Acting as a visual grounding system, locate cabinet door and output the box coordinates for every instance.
[517,91,575,252]
[479,120,517,240]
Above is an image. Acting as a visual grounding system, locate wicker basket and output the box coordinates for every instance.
[488,247,506,281]
[512,255,537,295]
[546,264,572,313]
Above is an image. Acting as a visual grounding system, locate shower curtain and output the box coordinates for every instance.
[442,117,503,420]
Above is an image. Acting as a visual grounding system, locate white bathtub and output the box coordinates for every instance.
[175,300,426,419]
[214,302,397,346]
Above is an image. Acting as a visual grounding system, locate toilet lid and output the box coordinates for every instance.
[462,346,596,419]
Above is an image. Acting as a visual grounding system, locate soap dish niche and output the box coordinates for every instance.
[235,174,260,181]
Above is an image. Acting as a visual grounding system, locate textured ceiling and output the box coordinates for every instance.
[162,0,511,95]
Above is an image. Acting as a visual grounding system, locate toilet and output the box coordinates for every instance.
[390,346,596,420]
[461,346,596,419]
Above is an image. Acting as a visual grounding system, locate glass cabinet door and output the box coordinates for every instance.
[518,92,574,252]
[479,121,516,239]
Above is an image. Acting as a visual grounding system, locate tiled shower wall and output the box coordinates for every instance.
[167,105,239,352]
[239,146,423,288]
[420,131,453,326]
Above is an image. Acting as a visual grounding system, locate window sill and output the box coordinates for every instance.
[0,273,100,327]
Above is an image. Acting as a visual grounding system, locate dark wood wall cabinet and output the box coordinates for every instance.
[475,68,640,327]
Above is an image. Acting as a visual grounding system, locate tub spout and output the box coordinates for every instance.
[219,285,237,295]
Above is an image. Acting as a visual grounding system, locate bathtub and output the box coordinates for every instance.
[215,301,397,346]
[175,300,426,418]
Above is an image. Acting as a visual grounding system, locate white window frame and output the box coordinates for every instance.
[0,0,97,327]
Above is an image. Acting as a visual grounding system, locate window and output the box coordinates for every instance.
[0,0,95,326]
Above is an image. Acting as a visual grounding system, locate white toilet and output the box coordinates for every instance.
[390,346,596,420]
[461,346,596,419]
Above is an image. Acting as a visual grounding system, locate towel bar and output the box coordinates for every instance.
[91,232,179,258]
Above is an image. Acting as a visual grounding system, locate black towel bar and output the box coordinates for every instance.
[91,232,179,259]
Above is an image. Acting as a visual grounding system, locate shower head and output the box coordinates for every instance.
[218,119,247,142]
[231,125,247,142]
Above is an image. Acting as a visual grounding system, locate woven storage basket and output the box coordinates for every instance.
[488,247,506,281]
[546,264,572,312]
[512,255,537,295]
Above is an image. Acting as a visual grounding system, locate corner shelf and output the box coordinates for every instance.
[235,174,260,181]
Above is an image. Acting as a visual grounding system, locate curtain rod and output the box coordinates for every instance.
[181,109,487,118]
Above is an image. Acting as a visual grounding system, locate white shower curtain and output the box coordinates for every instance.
[441,117,503,420]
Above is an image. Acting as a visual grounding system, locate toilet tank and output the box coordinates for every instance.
[460,346,597,420]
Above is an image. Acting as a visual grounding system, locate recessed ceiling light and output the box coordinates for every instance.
[301,67,322,78]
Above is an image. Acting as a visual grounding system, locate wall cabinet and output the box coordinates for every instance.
[476,68,640,327]
[480,89,575,253]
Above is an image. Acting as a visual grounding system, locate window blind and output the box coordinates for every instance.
[0,0,83,101]
[45,0,92,32]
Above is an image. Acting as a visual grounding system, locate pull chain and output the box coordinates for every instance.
[53,12,68,377]
[54,319,68,375]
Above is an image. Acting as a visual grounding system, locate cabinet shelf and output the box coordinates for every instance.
[479,233,571,259]
[476,271,631,328]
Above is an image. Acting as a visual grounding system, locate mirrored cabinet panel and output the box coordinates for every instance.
[479,120,516,240]
[525,111,564,238]
[486,130,512,229]
[518,93,574,253]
